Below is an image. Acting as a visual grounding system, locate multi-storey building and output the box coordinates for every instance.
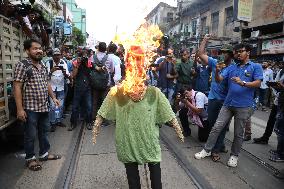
[62,0,86,37]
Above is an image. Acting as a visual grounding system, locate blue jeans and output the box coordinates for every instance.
[49,90,65,125]
[207,99,228,153]
[24,110,50,160]
[161,88,175,105]
[71,87,92,125]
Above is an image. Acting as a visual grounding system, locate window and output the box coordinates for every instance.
[167,12,174,23]
[201,17,207,35]
[225,6,234,25]
[211,12,219,33]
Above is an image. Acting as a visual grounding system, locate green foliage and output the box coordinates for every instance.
[72,27,86,46]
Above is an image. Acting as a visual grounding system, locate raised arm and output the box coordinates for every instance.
[198,34,210,65]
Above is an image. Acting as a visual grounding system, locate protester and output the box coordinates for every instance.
[174,49,195,136]
[92,42,112,119]
[107,43,122,85]
[195,43,263,167]
[13,39,61,171]
[69,51,93,131]
[156,48,177,104]
[197,35,235,161]
[45,48,70,131]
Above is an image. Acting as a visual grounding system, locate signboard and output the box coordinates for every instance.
[234,0,253,22]
[262,38,284,55]
[63,23,72,36]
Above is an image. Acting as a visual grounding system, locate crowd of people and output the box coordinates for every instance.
[12,36,284,180]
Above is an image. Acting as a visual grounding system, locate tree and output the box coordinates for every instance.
[72,26,86,46]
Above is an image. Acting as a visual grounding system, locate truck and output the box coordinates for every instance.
[0,15,28,132]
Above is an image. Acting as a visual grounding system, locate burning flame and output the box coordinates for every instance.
[111,23,163,97]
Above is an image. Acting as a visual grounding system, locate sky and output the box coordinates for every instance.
[76,0,177,43]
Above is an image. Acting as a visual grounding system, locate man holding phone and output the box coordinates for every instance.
[46,48,70,131]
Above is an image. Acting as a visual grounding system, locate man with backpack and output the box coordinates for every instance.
[13,39,61,171]
[92,42,113,119]
[45,48,70,132]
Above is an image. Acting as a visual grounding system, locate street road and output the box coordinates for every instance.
[0,109,283,189]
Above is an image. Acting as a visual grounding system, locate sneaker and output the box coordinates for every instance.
[244,135,251,141]
[253,137,268,144]
[194,149,211,160]
[86,123,93,130]
[227,155,238,167]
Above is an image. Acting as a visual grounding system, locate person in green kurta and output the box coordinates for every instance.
[92,85,184,189]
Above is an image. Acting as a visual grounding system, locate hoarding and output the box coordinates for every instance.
[262,38,284,54]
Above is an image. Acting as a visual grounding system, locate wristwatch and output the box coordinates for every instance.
[242,81,247,87]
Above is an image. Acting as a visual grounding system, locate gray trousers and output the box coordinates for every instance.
[204,106,252,156]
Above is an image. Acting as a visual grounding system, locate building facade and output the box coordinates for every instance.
[62,0,86,37]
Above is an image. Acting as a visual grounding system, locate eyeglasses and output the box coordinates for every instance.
[236,49,246,54]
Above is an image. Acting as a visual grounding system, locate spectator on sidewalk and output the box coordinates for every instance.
[258,61,273,111]
[254,63,284,144]
[107,43,122,86]
[13,39,61,171]
[197,35,235,162]
[195,58,211,96]
[195,43,263,167]
[46,48,70,131]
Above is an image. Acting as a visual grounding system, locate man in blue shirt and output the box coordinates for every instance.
[195,43,263,167]
[197,35,234,161]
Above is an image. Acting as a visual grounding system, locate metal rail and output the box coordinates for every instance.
[160,129,213,189]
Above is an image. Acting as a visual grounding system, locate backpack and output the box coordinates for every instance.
[88,54,109,90]
[21,59,48,81]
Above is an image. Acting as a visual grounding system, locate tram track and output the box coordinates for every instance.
[63,125,86,189]
[160,130,213,189]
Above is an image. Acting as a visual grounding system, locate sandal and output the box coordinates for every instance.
[26,159,42,171]
[39,154,62,161]
[211,153,221,162]
[269,154,284,162]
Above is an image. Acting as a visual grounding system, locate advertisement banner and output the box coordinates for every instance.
[262,38,284,55]
[236,0,253,22]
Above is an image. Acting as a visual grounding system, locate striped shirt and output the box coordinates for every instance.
[13,59,49,112]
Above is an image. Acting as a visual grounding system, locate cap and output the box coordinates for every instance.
[53,48,61,55]
[220,44,233,53]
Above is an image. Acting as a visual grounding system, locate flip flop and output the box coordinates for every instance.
[39,154,62,161]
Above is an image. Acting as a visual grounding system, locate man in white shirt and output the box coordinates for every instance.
[46,48,70,131]
[259,62,273,111]
[107,43,122,85]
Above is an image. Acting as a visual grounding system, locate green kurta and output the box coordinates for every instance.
[97,86,175,164]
